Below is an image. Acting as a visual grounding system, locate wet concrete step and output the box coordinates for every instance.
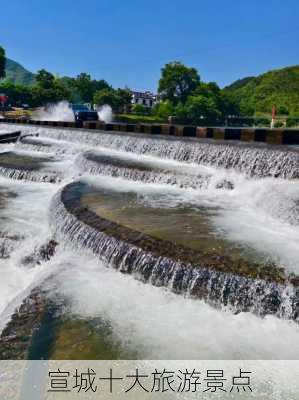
[0,131,21,143]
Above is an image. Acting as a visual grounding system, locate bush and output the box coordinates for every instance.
[175,95,221,125]
[254,117,270,127]
[274,121,284,128]
[115,114,164,124]
[152,101,175,119]
[277,105,289,115]
[286,117,299,128]
[131,104,149,115]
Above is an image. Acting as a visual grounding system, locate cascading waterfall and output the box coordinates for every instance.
[50,182,298,321]
[0,175,59,333]
[33,126,299,179]
[16,135,85,156]
[76,151,212,189]
[0,148,66,183]
[0,233,22,259]
[0,122,298,363]
[0,166,61,183]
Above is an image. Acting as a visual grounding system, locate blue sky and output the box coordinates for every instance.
[1,0,298,91]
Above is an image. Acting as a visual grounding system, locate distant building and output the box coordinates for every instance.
[131,90,157,108]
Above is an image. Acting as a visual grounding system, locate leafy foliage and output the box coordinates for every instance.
[131,104,149,115]
[152,100,175,119]
[224,66,299,116]
[74,73,110,103]
[155,64,238,124]
[93,87,132,112]
[176,95,221,124]
[0,46,5,80]
[158,61,200,104]
[0,81,32,106]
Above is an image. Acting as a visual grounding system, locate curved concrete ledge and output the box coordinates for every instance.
[0,289,47,359]
[0,130,21,143]
[0,240,58,359]
[17,135,80,156]
[76,150,210,189]
[0,151,62,183]
[50,180,299,320]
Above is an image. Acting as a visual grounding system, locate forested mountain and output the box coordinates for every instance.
[3,58,35,85]
[224,66,299,116]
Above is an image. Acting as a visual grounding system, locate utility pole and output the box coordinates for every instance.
[270,105,276,129]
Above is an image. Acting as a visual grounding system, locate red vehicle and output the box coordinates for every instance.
[0,94,8,109]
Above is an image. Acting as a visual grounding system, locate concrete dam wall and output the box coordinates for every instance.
[1,117,299,145]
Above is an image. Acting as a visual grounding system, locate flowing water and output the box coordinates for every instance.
[0,123,298,363]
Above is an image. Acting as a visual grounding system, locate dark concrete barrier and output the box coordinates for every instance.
[151,125,162,135]
[266,130,283,145]
[196,127,208,138]
[139,124,151,134]
[83,121,105,130]
[125,124,136,133]
[225,128,242,141]
[254,129,267,142]
[241,129,255,142]
[213,127,225,140]
[161,124,175,135]
[174,126,184,136]
[182,126,197,137]
[1,118,299,145]
[283,130,299,145]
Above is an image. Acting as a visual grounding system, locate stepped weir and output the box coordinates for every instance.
[51,180,298,319]
[0,121,298,360]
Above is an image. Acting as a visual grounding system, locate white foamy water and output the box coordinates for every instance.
[46,250,299,360]
[0,123,298,363]
[96,104,113,123]
[0,177,59,330]
[17,135,90,156]
[4,123,299,272]
[1,124,298,275]
[32,101,75,122]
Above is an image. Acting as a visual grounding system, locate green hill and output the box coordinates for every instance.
[3,58,35,86]
[224,66,299,116]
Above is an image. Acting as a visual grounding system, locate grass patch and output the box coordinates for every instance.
[114,113,165,124]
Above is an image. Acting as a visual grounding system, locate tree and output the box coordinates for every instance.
[59,76,81,102]
[36,69,55,89]
[0,46,5,80]
[176,95,221,124]
[74,73,110,103]
[158,61,200,104]
[152,100,175,119]
[115,88,132,112]
[277,105,289,115]
[93,88,119,109]
[220,91,239,116]
[93,87,132,112]
[195,82,239,117]
[31,69,71,106]
[132,104,148,115]
[75,73,93,103]
[93,79,111,94]
[0,81,33,106]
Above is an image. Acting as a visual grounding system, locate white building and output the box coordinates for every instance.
[131,90,157,108]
